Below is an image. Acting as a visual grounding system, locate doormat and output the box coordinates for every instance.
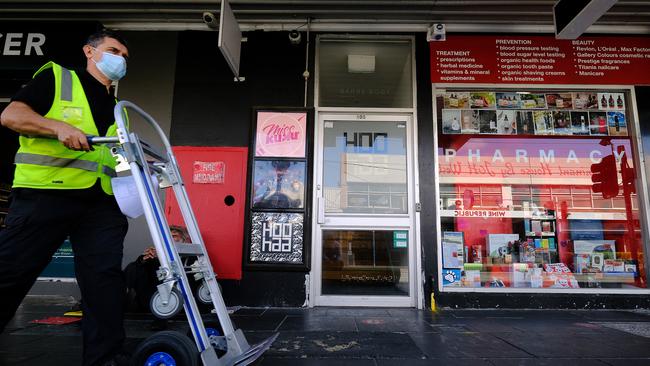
[30,316,81,325]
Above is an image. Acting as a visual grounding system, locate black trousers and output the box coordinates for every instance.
[0,188,128,366]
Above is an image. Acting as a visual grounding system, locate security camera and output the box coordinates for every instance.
[427,23,446,42]
[288,30,302,45]
[202,12,218,29]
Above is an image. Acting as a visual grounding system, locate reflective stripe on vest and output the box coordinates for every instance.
[103,165,117,178]
[60,67,72,102]
[15,152,98,172]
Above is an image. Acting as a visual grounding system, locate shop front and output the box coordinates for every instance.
[3,7,650,310]
[428,34,650,308]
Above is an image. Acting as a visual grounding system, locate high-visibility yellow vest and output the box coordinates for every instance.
[12,62,120,195]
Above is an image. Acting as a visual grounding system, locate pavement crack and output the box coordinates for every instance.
[493,335,537,357]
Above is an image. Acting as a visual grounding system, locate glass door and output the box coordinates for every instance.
[313,113,416,307]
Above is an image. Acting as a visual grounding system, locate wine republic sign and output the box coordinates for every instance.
[255,112,306,158]
[439,137,633,185]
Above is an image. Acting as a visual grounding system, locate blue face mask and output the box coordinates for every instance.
[93,48,127,81]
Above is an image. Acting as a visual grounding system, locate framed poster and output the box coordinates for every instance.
[246,107,313,270]
[249,212,304,264]
[252,160,305,209]
[255,111,307,158]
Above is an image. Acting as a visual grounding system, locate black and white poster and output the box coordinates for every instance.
[249,212,304,264]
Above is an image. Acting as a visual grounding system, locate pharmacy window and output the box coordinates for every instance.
[436,89,647,291]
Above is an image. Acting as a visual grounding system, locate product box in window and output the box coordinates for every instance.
[574,240,616,261]
[542,263,580,289]
[461,269,482,288]
[486,264,511,288]
[442,268,462,287]
[512,263,534,288]
[575,254,590,274]
[603,259,625,272]
[625,261,638,275]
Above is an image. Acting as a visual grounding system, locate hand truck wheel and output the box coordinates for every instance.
[132,330,198,366]
[150,288,182,319]
[186,321,227,356]
[195,281,222,306]
[196,282,211,305]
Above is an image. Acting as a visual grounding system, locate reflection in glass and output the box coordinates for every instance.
[318,39,413,108]
[437,91,645,290]
[322,230,409,296]
[252,160,305,209]
[323,121,407,214]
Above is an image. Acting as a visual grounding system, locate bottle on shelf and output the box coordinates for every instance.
[616,95,624,109]
[608,95,615,108]
[580,115,586,132]
[601,95,608,108]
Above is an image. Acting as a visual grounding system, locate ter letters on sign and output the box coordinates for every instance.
[1,33,46,56]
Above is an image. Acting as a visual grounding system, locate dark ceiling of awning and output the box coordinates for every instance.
[0,1,649,30]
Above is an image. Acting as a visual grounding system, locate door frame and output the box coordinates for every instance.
[309,112,420,307]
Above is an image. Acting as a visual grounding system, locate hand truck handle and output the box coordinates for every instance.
[86,135,120,144]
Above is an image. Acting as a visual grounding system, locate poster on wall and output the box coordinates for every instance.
[255,111,307,158]
[589,112,608,136]
[573,93,598,110]
[533,111,554,135]
[496,92,521,109]
[516,111,534,135]
[470,92,496,109]
[496,110,516,134]
[607,111,627,136]
[444,92,469,109]
[545,93,573,109]
[249,212,304,264]
[570,112,590,136]
[252,160,305,209]
[442,109,462,134]
[461,110,480,133]
[478,110,497,134]
[552,111,572,135]
[597,93,625,111]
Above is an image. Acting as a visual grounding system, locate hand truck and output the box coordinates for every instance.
[92,100,277,365]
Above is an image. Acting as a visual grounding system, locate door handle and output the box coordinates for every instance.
[317,197,325,224]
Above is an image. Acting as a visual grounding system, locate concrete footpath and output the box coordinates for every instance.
[2,296,650,365]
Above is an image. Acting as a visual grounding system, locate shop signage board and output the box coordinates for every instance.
[192,161,225,184]
[0,22,99,72]
[430,35,650,84]
[393,230,408,248]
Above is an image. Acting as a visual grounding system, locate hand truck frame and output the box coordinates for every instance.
[94,101,277,365]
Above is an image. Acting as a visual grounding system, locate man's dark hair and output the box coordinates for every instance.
[86,29,128,49]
